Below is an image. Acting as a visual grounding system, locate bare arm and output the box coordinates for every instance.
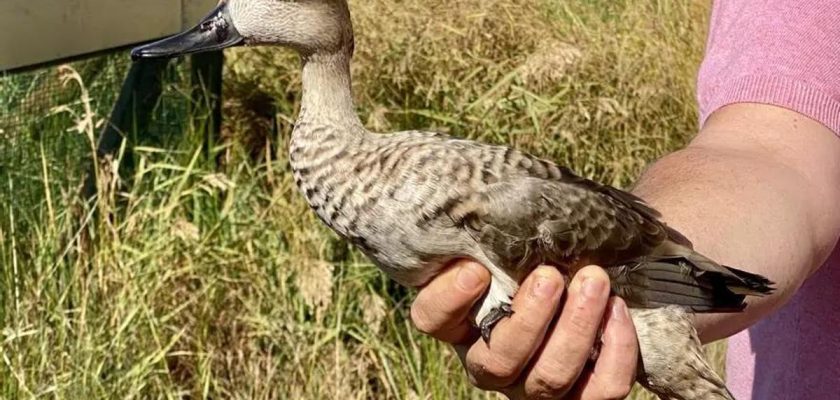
[633,103,840,343]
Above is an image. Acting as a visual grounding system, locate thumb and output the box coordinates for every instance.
[411,260,491,344]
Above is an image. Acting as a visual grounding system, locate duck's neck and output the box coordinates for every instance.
[296,50,362,129]
[289,49,365,183]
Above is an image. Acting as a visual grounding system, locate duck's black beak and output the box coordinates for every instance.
[131,2,244,61]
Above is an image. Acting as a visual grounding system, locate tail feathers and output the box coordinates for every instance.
[722,265,775,295]
[677,250,775,296]
[608,256,774,313]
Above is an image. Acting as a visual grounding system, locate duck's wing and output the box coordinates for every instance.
[427,138,689,243]
[396,135,772,308]
[453,164,771,310]
[455,175,670,274]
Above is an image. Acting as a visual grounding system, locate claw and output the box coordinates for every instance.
[479,302,514,343]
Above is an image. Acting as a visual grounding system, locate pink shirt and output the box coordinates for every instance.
[697,1,840,398]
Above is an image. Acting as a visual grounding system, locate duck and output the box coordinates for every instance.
[132,1,772,399]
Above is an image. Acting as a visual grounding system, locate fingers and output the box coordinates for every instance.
[570,297,638,400]
[522,265,611,398]
[464,266,566,389]
[410,260,491,344]
[415,263,634,400]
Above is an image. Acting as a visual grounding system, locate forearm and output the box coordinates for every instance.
[632,103,840,343]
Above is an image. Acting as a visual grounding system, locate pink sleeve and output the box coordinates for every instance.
[697,1,840,135]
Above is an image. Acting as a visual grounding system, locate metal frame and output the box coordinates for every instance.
[1,0,217,72]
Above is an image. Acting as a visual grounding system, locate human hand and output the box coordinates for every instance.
[410,261,638,399]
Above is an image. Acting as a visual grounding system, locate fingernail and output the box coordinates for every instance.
[581,276,606,299]
[531,270,559,299]
[456,263,484,291]
[611,299,629,322]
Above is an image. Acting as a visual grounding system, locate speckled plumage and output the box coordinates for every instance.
[134,1,774,399]
[286,49,768,398]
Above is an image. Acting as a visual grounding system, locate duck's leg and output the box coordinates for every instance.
[631,306,734,400]
[479,302,514,342]
[472,272,518,343]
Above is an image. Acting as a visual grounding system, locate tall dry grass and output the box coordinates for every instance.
[0,0,716,398]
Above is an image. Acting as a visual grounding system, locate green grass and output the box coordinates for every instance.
[0,0,721,398]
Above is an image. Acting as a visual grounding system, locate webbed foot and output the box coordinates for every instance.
[479,302,514,343]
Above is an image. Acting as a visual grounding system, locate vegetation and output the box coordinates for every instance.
[0,0,720,398]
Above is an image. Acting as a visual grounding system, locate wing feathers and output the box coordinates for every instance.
[609,260,747,312]
[608,257,774,313]
[450,144,773,312]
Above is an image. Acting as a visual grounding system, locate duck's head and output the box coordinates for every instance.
[131,0,353,60]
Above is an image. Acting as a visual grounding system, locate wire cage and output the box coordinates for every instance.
[0,0,223,208]
[0,54,205,210]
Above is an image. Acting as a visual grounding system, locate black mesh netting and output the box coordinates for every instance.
[0,53,193,205]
